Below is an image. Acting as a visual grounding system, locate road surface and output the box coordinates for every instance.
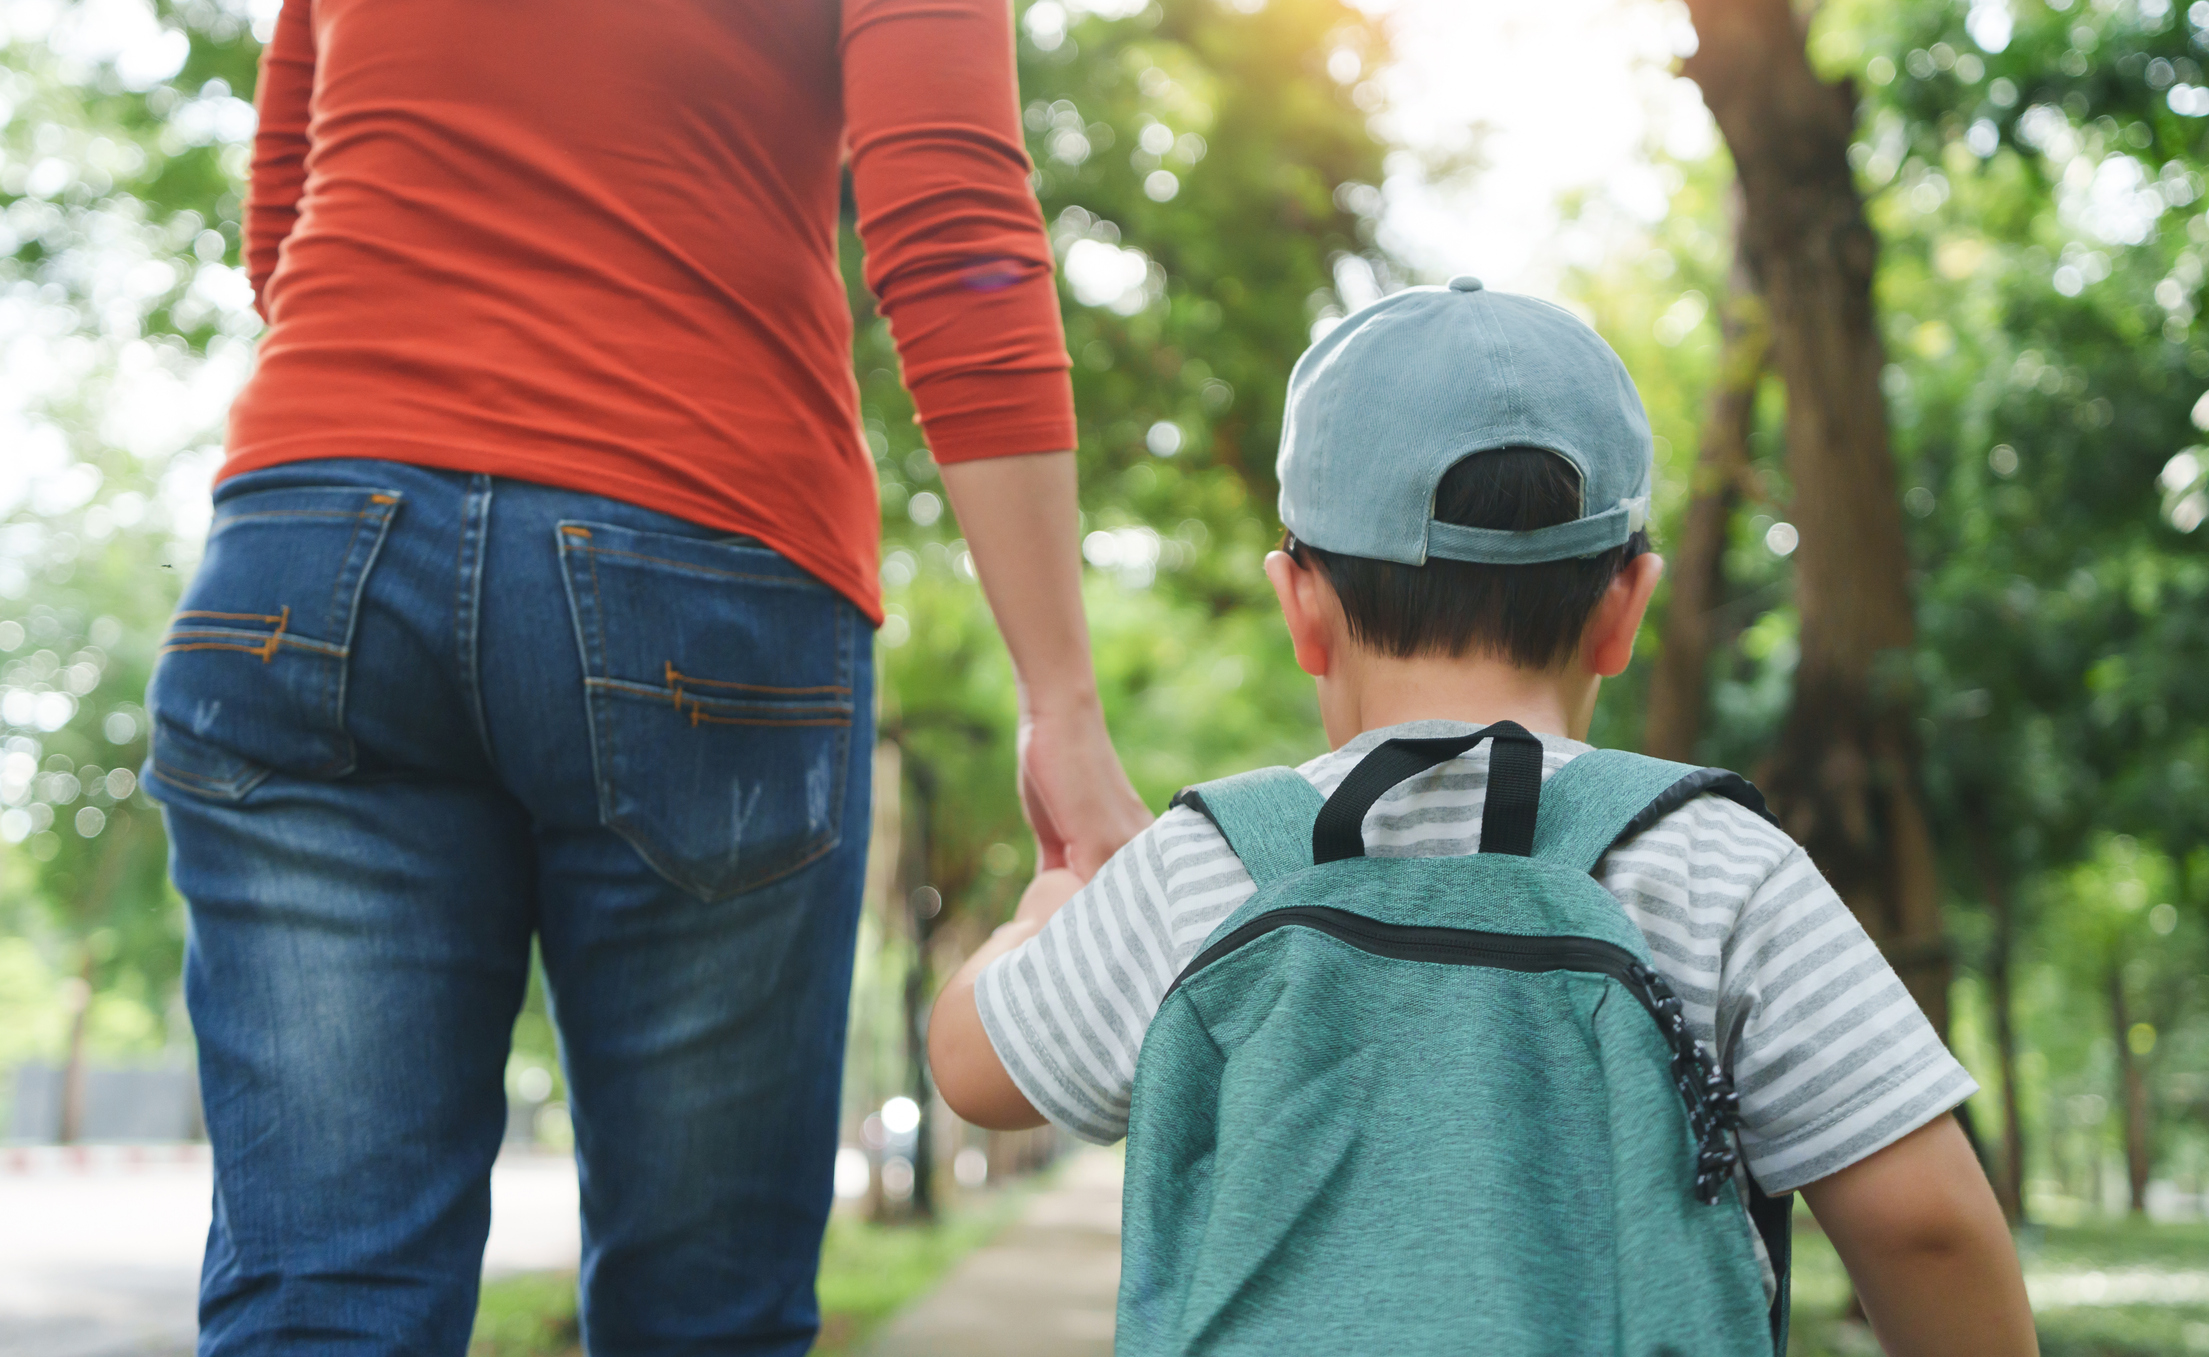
[0,1145,579,1357]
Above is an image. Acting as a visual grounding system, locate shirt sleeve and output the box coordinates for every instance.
[1714,840,1980,1192]
[840,0,1076,463]
[245,0,316,320]
[974,817,1193,1144]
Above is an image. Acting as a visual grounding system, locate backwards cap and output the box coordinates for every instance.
[1277,275,1653,565]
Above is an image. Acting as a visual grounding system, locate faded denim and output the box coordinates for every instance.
[146,459,876,1356]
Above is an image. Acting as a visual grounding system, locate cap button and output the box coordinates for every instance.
[1448,274,1484,292]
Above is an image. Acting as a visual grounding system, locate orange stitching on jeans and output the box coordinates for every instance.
[258,606,290,661]
[562,525,592,538]
[158,641,277,657]
[664,662,849,702]
[658,663,853,727]
[176,609,285,625]
[161,630,337,654]
[370,494,398,504]
[159,606,290,661]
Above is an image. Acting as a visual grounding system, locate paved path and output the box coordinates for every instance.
[863,1147,1123,1357]
[0,1149,580,1357]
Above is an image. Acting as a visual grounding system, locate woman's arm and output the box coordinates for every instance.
[245,0,316,319]
[840,0,1072,462]
[940,453,1152,877]
[843,0,1150,875]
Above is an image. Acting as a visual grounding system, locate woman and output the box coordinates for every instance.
[144,1,1148,1351]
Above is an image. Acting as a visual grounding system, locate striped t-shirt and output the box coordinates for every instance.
[976,719,1977,1196]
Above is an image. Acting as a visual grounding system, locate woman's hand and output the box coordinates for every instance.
[939,451,1152,877]
[1017,693,1152,879]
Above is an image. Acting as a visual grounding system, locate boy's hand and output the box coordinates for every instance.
[926,873,1078,1131]
[1801,1113,2038,1356]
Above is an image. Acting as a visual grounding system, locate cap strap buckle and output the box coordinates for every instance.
[1425,500,1640,565]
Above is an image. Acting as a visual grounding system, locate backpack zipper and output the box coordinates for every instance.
[1163,905,1746,1203]
[1168,905,1654,996]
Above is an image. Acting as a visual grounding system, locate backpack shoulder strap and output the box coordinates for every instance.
[1169,767,1324,888]
[1530,749,1778,875]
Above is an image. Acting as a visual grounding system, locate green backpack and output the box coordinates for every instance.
[1118,723,1793,1356]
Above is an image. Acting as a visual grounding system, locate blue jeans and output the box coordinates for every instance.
[145,459,875,1355]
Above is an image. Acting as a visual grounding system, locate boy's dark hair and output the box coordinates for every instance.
[1285,447,1650,671]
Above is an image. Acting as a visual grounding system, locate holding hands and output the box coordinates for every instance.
[937,449,1151,881]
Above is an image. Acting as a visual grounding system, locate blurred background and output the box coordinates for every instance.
[5,0,2209,1351]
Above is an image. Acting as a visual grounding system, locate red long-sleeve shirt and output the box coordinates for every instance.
[227,0,1074,622]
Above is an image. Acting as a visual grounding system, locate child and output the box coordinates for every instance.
[930,277,2036,1355]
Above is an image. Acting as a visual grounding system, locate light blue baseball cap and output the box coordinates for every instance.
[1276,275,1653,565]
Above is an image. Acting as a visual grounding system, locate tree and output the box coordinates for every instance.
[1844,0,2209,1215]
[839,0,1396,1194]
[1642,212,1769,764]
[1678,0,1951,1033]
[0,0,267,1124]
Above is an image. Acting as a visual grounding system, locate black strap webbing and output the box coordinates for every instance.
[1748,1176,1793,1352]
[1311,721,1544,864]
[1608,766,1779,852]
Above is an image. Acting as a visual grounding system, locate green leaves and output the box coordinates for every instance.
[866,0,1389,927]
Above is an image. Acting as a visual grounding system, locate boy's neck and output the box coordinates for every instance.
[1319,648,1599,750]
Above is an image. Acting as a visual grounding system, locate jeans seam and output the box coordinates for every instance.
[322,495,396,779]
[588,540,616,825]
[459,478,496,767]
[556,524,619,844]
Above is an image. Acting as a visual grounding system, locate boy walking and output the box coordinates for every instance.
[931,277,2036,1354]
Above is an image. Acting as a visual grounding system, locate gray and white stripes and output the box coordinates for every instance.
[975,719,1976,1194]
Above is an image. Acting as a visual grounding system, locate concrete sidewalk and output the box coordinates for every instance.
[0,1150,581,1357]
[863,1147,1123,1357]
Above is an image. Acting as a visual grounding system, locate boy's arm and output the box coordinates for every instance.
[1800,1113,2038,1357]
[927,870,1082,1129]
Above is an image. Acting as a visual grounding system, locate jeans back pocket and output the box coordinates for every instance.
[558,521,860,900]
[146,486,402,802]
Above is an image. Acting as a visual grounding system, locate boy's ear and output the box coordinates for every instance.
[1265,549,1335,678]
[1581,552,1665,678]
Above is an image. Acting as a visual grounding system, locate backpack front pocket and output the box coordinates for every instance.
[146,486,402,802]
[557,520,859,901]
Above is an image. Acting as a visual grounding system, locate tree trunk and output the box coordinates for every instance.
[900,753,941,1223]
[1643,217,1769,763]
[57,954,93,1145]
[2110,968,2151,1215]
[1969,815,2028,1223]
[1680,0,1949,1035]
[57,814,138,1145]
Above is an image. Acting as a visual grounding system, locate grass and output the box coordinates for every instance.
[468,1194,1023,1357]
[809,1203,1017,1353]
[1787,1215,2209,1356]
[471,1272,583,1357]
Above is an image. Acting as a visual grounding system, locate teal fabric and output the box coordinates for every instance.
[1528,749,1703,873]
[1173,770,1324,888]
[1274,277,1654,568]
[1121,759,1775,1356]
